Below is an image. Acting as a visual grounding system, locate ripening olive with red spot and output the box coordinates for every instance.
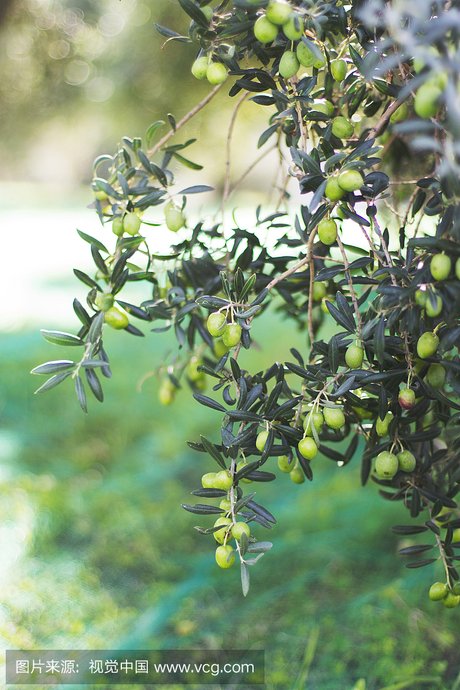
[215,544,235,569]
[325,178,345,202]
[104,306,129,330]
[398,387,415,410]
[331,117,354,139]
[425,363,446,389]
[430,253,451,281]
[232,522,250,541]
[298,437,318,460]
[375,451,399,480]
[254,16,278,43]
[207,311,227,337]
[279,50,300,79]
[345,344,364,369]
[330,59,347,82]
[323,406,345,430]
[123,211,142,236]
[428,582,448,601]
[222,323,242,348]
[318,218,337,245]
[376,411,393,437]
[206,62,228,85]
[397,450,416,472]
[338,170,364,192]
[282,12,303,40]
[191,56,209,80]
[213,517,232,544]
[417,331,439,359]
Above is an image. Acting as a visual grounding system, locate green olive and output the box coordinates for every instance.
[112,216,124,237]
[254,16,278,43]
[219,498,231,512]
[123,211,142,236]
[331,117,354,139]
[389,102,409,124]
[397,450,416,472]
[282,12,303,40]
[214,470,233,491]
[296,41,322,68]
[330,59,347,82]
[158,379,175,406]
[375,451,399,480]
[425,363,446,389]
[425,294,443,318]
[256,430,269,452]
[277,454,296,473]
[456,257,460,280]
[164,202,186,232]
[415,289,427,307]
[94,292,114,312]
[201,472,217,489]
[222,323,242,348]
[312,100,334,116]
[375,411,393,437]
[428,581,448,601]
[191,56,209,80]
[104,306,129,330]
[414,82,442,119]
[213,338,229,358]
[323,406,345,430]
[416,331,439,359]
[318,218,337,245]
[345,344,364,369]
[206,62,228,85]
[266,1,293,25]
[289,464,305,484]
[236,459,252,484]
[325,178,346,201]
[279,50,300,79]
[186,356,203,382]
[207,311,227,337]
[430,253,451,281]
[337,170,364,192]
[312,281,327,301]
[298,437,318,460]
[442,592,460,608]
[232,522,250,541]
[215,544,235,568]
[213,517,232,544]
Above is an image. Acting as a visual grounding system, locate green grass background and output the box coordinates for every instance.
[0,312,459,690]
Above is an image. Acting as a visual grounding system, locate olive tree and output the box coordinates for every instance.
[34,0,460,605]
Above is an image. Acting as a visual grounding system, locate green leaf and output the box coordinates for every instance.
[34,371,73,395]
[77,230,108,254]
[41,330,84,347]
[31,360,75,375]
[241,562,250,597]
[146,120,165,147]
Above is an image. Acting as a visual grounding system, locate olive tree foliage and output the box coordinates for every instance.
[34,0,460,602]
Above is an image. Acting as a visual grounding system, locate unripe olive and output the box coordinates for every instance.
[397,450,416,472]
[104,306,129,330]
[213,517,232,544]
[236,459,252,484]
[376,412,393,437]
[202,472,217,489]
[112,216,124,237]
[414,83,442,119]
[266,1,292,25]
[207,311,227,337]
[282,12,303,40]
[232,522,250,541]
[206,62,228,85]
[164,202,185,232]
[425,363,446,389]
[417,331,439,359]
[123,211,141,236]
[389,102,409,124]
[442,592,460,608]
[325,178,345,201]
[398,387,415,410]
[345,344,364,369]
[318,218,337,245]
[428,581,448,601]
[304,411,324,436]
[323,406,345,430]
[214,470,233,491]
[321,296,332,314]
[337,170,364,192]
[312,281,327,301]
[425,294,443,318]
[296,42,323,68]
[452,528,460,543]
[219,498,232,512]
[186,356,203,382]
[254,16,278,43]
[375,451,399,480]
[330,58,347,82]
[158,379,175,406]
[213,338,229,358]
[256,430,269,452]
[298,437,318,460]
[278,454,295,473]
[222,323,242,348]
[456,257,460,280]
[215,544,235,568]
[453,583,460,596]
[279,50,300,79]
[312,100,334,116]
[94,292,114,312]
[191,56,209,80]
[289,464,305,484]
[430,253,451,281]
[331,117,354,139]
[94,189,109,202]
[415,289,427,307]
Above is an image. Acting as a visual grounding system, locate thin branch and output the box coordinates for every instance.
[223,92,249,204]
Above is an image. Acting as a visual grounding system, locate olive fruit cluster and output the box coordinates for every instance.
[112,211,142,237]
[325,169,364,202]
[428,581,460,608]
[374,449,416,480]
[207,311,242,348]
[191,56,229,84]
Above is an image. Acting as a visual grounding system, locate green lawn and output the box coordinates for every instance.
[0,316,459,690]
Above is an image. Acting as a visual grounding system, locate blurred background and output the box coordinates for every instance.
[1,1,459,688]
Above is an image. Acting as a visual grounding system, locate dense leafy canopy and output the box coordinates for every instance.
[35,0,460,602]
